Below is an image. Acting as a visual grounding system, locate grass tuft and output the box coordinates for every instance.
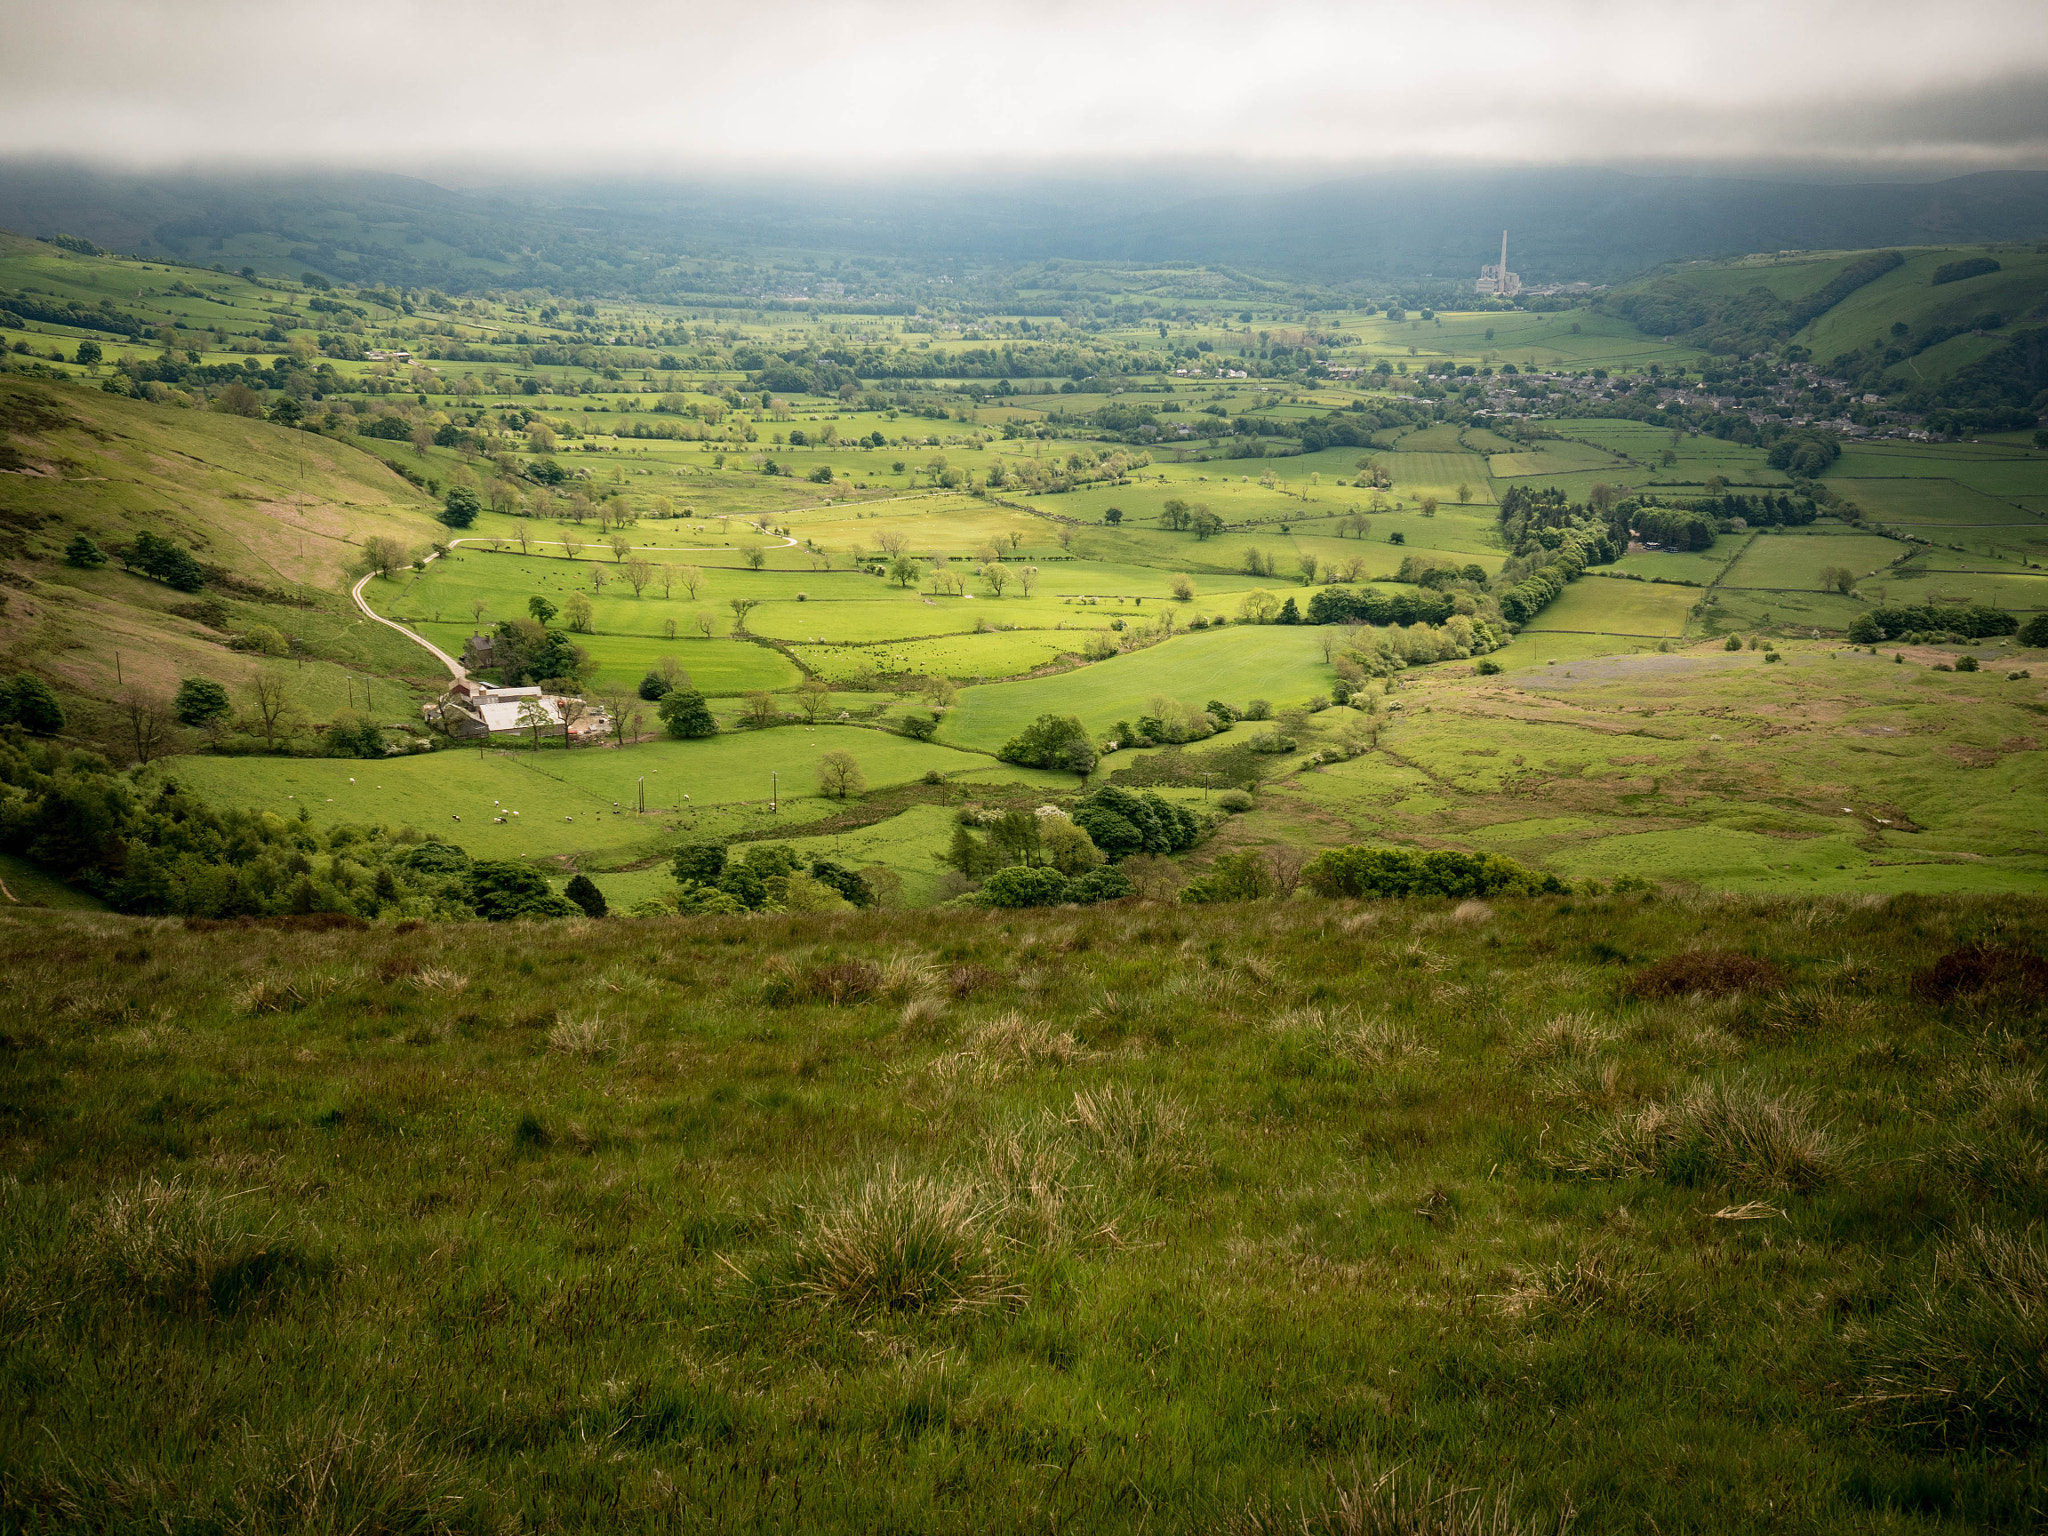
[1853,1225,2048,1448]
[86,1177,299,1315]
[544,1014,623,1061]
[1235,1463,1573,1535]
[790,1167,1021,1316]
[1558,1074,1851,1193]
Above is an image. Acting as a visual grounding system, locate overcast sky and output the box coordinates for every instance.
[6,0,2048,178]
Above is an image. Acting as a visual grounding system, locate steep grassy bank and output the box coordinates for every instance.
[2,893,2045,1531]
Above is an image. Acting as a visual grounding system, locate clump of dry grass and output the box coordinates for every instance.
[964,1011,1087,1071]
[789,1168,1020,1316]
[1276,1007,1438,1071]
[1495,1249,1655,1322]
[85,1178,296,1315]
[1851,1225,2048,1447]
[1068,1085,1194,1180]
[233,1404,468,1534]
[1760,986,1878,1034]
[897,994,949,1039]
[1557,1074,1852,1193]
[545,1014,624,1062]
[1234,1462,1573,1535]
[1509,1011,1615,1067]
[1929,1067,2048,1204]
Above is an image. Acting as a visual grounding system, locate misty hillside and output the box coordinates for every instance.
[6,161,2048,297]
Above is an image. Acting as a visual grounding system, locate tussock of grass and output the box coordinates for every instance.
[544,1013,623,1061]
[1557,1075,1851,1193]
[86,1177,299,1315]
[1495,1249,1656,1322]
[1509,1011,1615,1067]
[789,1168,1021,1316]
[1853,1226,2048,1448]
[1235,1464,1573,1536]
[963,1010,1087,1071]
[1068,1085,1194,1179]
[1761,986,1878,1034]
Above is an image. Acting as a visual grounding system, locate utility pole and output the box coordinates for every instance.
[771,770,778,814]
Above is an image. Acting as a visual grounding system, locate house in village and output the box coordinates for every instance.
[426,677,610,742]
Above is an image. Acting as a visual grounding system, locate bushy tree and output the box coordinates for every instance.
[469,861,581,920]
[64,534,106,569]
[440,487,481,530]
[173,677,231,728]
[1071,786,1201,859]
[0,674,66,734]
[656,688,717,739]
[1300,846,1564,899]
[997,713,1096,774]
[563,872,608,917]
[817,750,865,799]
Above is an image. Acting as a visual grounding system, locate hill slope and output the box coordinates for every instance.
[1,893,2044,1531]
[0,376,449,739]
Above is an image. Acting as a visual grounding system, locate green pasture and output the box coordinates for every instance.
[938,624,1335,753]
[1486,439,1619,478]
[0,851,105,910]
[791,630,1087,683]
[169,726,1039,865]
[1874,566,2048,612]
[1803,245,2048,370]
[1520,578,1697,638]
[1719,531,1910,591]
[1611,533,1745,582]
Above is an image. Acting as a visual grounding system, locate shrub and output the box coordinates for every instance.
[1217,788,1255,813]
[1626,950,1786,999]
[1912,943,2048,1010]
[1955,654,1980,672]
[174,677,231,727]
[817,750,865,799]
[1473,657,1502,675]
[0,673,66,734]
[1301,847,1565,899]
[468,861,580,920]
[638,672,671,701]
[979,865,1071,908]
[1179,850,1276,904]
[562,872,607,918]
[656,687,716,738]
[997,712,1096,773]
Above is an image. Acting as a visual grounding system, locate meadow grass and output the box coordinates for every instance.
[4,892,2045,1531]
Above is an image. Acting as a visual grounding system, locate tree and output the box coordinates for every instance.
[469,861,579,920]
[1297,554,1320,585]
[1238,589,1279,624]
[679,565,706,601]
[741,691,778,728]
[74,340,101,367]
[888,553,921,589]
[1819,565,1856,595]
[899,712,939,741]
[360,536,409,579]
[562,530,584,560]
[695,609,717,639]
[564,592,593,633]
[817,750,865,799]
[1162,498,1192,531]
[729,597,758,629]
[246,668,297,750]
[1456,482,1471,504]
[556,694,588,747]
[997,712,1096,774]
[1190,509,1224,540]
[122,690,174,765]
[0,674,65,734]
[1171,573,1196,601]
[589,565,609,597]
[1016,566,1040,597]
[656,688,717,738]
[981,563,1009,598]
[745,546,767,571]
[516,695,551,750]
[795,678,832,723]
[528,595,558,626]
[440,487,480,530]
[563,873,607,917]
[1104,508,1123,526]
[64,534,106,569]
[623,557,653,597]
[173,677,231,728]
[267,395,303,428]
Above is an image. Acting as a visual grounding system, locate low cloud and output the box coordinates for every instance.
[4,0,2046,173]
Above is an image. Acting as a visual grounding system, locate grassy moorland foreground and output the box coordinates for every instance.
[3,894,2046,1532]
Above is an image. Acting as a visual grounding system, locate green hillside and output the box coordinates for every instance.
[0,375,449,737]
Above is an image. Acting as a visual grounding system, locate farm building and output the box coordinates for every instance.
[427,678,611,742]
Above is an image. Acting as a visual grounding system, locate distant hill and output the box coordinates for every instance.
[5,160,2048,296]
